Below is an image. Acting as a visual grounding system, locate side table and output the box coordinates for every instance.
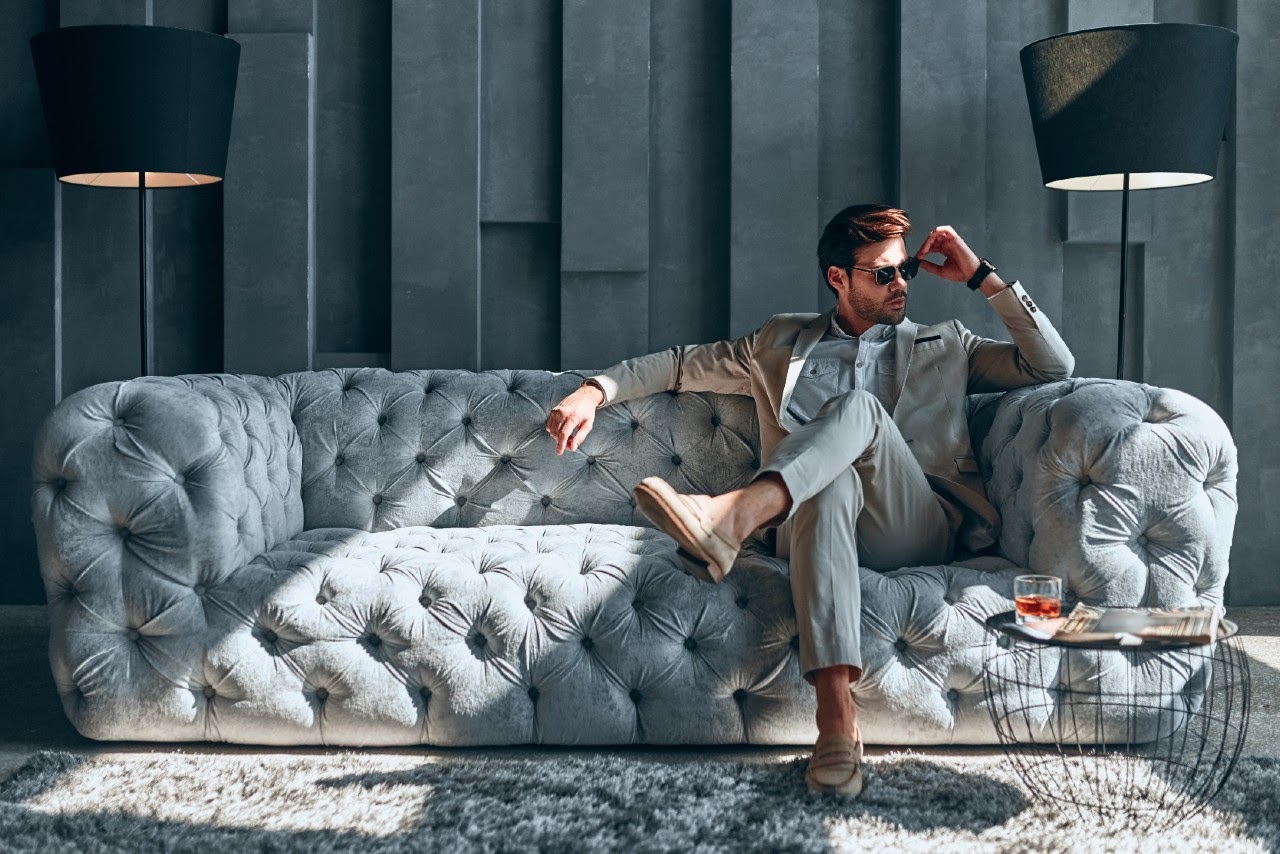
[982,610,1250,830]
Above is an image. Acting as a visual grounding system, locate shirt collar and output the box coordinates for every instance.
[828,314,896,342]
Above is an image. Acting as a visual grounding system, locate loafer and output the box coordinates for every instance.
[804,731,864,797]
[632,476,740,583]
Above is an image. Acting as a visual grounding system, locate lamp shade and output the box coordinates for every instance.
[1020,23,1237,191]
[30,25,240,188]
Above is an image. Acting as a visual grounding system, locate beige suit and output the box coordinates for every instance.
[589,282,1074,678]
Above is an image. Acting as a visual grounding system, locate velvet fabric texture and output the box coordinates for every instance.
[30,369,1236,745]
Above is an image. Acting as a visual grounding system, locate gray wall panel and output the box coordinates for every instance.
[316,1,391,354]
[560,0,650,274]
[729,0,819,336]
[0,169,56,605]
[481,224,560,370]
[1232,0,1280,604]
[1062,243,1144,381]
[561,273,649,370]
[59,184,139,392]
[898,0,993,337]
[223,33,314,376]
[59,0,144,26]
[391,0,479,370]
[1,1,57,167]
[481,0,561,225]
[817,0,894,308]
[649,0,730,350]
[228,0,311,32]
[986,0,1064,323]
[154,0,227,31]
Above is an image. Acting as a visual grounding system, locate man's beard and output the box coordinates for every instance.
[849,291,908,326]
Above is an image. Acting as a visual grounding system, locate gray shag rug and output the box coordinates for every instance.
[1,749,1278,852]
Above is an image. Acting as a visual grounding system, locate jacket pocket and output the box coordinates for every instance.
[954,456,980,474]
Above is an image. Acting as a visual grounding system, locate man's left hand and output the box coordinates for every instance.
[914,225,980,283]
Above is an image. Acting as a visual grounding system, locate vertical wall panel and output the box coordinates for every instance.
[481,0,561,225]
[729,0,819,336]
[649,0,730,350]
[986,0,1065,324]
[0,0,57,167]
[0,169,56,605]
[59,0,144,26]
[316,1,391,355]
[481,224,560,369]
[1062,243,1144,380]
[816,0,894,310]
[228,0,310,32]
[899,0,992,337]
[560,0,650,367]
[223,33,314,376]
[391,0,479,370]
[154,0,227,32]
[1232,0,1280,604]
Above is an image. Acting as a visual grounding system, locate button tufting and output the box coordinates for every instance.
[126,628,140,641]
[586,456,596,465]
[895,638,908,653]
[790,635,800,650]
[316,594,328,605]
[419,593,433,608]
[203,685,216,699]
[947,688,960,703]
[472,632,488,649]
[684,637,698,651]
[54,477,67,490]
[118,527,132,540]
[541,495,552,507]
[630,420,640,430]
[420,686,432,701]
[372,494,383,505]
[629,688,642,703]
[710,414,721,426]
[581,636,594,650]
[500,455,512,465]
[263,630,278,644]
[524,596,537,611]
[632,598,644,611]
[528,685,540,701]
[173,474,185,485]
[735,596,749,609]
[193,584,206,597]
[366,634,382,647]
[334,455,345,466]
[455,495,467,507]
[415,452,426,463]
[461,416,472,426]
[671,454,682,466]
[112,417,124,426]
[733,688,748,704]
[314,687,329,701]
[377,414,387,425]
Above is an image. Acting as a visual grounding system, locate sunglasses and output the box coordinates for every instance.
[848,257,920,286]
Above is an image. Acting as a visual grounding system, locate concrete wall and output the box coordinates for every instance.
[2,0,1274,605]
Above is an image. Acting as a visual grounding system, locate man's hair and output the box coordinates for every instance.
[816,204,912,296]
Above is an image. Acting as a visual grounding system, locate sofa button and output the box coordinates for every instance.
[671,454,682,466]
[684,637,698,651]
[316,594,328,605]
[629,688,642,703]
[710,415,721,427]
[581,637,594,651]
[586,456,596,466]
[541,495,552,507]
[420,686,432,702]
[415,452,426,463]
[126,628,140,641]
[895,638,908,653]
[372,494,383,505]
[500,455,512,465]
[113,417,124,426]
[630,420,640,430]
[203,685,216,699]
[528,686,539,702]
[334,455,344,466]
[733,688,748,704]
[377,414,387,425]
[366,634,382,648]
[314,687,329,701]
[735,597,749,609]
[948,688,960,703]
[193,584,206,597]
[462,416,472,426]
[54,477,68,490]
[455,495,467,507]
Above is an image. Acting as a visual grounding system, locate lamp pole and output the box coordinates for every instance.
[139,171,150,377]
[1117,171,1129,380]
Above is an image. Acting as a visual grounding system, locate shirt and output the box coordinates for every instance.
[785,316,897,425]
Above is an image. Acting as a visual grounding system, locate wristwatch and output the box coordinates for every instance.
[967,258,997,291]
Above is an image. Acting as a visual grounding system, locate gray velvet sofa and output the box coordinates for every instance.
[30,369,1237,746]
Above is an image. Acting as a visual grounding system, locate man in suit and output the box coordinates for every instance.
[544,204,1074,796]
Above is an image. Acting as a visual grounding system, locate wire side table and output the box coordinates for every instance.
[982,610,1249,831]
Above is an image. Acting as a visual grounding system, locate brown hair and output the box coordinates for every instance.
[816,204,912,296]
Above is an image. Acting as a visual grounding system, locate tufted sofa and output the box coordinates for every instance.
[30,369,1237,746]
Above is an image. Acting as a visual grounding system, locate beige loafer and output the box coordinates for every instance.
[632,476,740,583]
[804,731,865,797]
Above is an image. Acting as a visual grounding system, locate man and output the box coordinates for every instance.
[544,204,1074,797]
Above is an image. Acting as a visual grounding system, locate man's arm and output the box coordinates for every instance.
[914,225,1074,393]
[546,331,758,454]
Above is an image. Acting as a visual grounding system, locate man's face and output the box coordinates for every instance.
[832,237,911,328]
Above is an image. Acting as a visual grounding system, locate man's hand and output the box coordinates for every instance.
[546,383,605,455]
[914,225,981,284]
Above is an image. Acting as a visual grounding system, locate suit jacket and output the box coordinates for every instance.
[590,282,1075,556]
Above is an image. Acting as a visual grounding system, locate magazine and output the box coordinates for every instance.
[1014,602,1221,646]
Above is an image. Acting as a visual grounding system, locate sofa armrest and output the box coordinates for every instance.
[30,375,303,734]
[979,379,1237,610]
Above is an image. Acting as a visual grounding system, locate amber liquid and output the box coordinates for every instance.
[1015,594,1061,619]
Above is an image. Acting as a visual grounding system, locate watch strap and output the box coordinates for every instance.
[967,258,997,291]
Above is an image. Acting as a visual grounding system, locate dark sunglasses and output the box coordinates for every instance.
[848,257,920,286]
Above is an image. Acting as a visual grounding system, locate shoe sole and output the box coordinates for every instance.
[632,479,727,583]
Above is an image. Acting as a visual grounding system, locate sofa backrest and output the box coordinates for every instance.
[273,368,762,532]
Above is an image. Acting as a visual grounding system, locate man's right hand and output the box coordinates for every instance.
[546,383,605,455]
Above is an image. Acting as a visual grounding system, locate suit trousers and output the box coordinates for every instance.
[758,390,955,684]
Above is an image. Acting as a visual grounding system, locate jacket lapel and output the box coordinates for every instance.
[892,318,918,412]
[779,309,833,431]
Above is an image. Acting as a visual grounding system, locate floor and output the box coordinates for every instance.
[3,605,1278,780]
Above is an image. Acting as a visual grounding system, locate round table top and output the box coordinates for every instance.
[985,609,1239,650]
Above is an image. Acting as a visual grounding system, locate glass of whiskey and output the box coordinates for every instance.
[1014,575,1061,624]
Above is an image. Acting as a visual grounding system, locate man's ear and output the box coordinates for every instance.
[826,266,847,293]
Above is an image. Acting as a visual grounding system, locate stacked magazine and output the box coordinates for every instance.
[1015,602,1221,645]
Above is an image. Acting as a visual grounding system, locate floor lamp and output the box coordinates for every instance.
[31,24,240,378]
[1019,23,1237,380]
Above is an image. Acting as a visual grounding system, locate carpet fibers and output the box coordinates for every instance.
[1,749,1278,852]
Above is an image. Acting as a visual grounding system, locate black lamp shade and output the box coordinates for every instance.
[31,25,240,188]
[1020,23,1237,191]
